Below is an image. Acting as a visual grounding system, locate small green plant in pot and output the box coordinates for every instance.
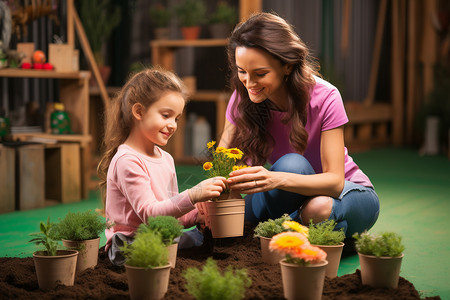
[307,219,345,278]
[29,217,78,290]
[208,1,238,38]
[121,229,171,299]
[253,214,292,264]
[149,3,171,39]
[183,257,252,300]
[174,0,207,39]
[137,216,184,268]
[353,231,405,288]
[51,210,106,273]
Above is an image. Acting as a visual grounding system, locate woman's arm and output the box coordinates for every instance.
[218,119,236,148]
[227,126,345,198]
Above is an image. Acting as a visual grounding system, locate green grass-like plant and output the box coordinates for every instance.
[308,219,345,246]
[209,1,237,25]
[138,216,184,245]
[29,217,59,256]
[51,210,106,241]
[353,231,405,257]
[121,230,168,269]
[174,0,207,27]
[253,214,292,238]
[183,258,252,300]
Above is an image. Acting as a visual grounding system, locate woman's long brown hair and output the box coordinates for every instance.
[97,68,188,215]
[227,12,320,166]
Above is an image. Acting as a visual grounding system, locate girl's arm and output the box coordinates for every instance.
[227,126,345,198]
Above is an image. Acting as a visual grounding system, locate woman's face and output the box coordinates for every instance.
[235,46,291,110]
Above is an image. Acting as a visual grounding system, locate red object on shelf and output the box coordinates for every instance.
[32,50,46,64]
[21,62,32,69]
[43,63,54,70]
[33,63,43,69]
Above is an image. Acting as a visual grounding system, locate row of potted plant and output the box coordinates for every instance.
[29,210,106,290]
[255,216,405,299]
[150,0,238,40]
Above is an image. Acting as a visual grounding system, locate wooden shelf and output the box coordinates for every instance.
[150,39,228,48]
[11,133,92,144]
[0,68,90,80]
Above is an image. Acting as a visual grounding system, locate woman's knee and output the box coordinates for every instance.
[300,196,333,225]
[271,153,315,175]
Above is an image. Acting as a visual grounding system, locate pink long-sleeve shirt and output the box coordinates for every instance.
[104,144,198,250]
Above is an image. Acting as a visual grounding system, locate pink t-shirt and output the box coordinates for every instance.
[226,76,373,188]
[104,144,198,250]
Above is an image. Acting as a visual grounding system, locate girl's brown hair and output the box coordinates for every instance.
[97,68,188,214]
[227,12,320,166]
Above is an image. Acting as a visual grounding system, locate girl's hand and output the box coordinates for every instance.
[227,166,279,194]
[188,177,227,203]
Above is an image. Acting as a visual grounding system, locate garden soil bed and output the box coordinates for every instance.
[0,224,441,300]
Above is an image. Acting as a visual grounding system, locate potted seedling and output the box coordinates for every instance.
[306,219,345,278]
[174,0,207,40]
[208,1,238,38]
[137,215,183,268]
[353,231,405,288]
[121,229,171,300]
[51,210,106,273]
[29,217,78,290]
[149,3,171,40]
[183,257,252,300]
[199,141,248,238]
[254,214,293,264]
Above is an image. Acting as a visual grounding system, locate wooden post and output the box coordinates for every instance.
[406,0,418,144]
[239,0,262,21]
[391,0,405,146]
[364,0,387,106]
[421,0,438,99]
[67,0,75,47]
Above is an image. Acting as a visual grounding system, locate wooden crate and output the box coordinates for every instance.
[45,143,81,203]
[0,146,15,214]
[17,144,45,211]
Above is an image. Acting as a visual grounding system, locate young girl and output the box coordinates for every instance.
[97,68,226,265]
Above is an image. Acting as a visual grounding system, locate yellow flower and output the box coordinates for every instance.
[215,147,226,153]
[203,162,213,171]
[226,148,243,160]
[232,165,249,171]
[207,141,216,149]
[283,221,309,237]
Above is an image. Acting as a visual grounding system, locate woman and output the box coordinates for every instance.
[219,12,379,238]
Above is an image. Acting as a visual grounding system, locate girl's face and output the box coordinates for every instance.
[235,46,291,110]
[135,91,185,148]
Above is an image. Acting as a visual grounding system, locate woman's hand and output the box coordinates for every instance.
[226,166,279,194]
[188,177,227,203]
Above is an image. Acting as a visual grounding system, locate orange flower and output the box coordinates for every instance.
[269,231,327,265]
[232,165,249,171]
[215,147,226,153]
[203,162,213,171]
[293,244,327,263]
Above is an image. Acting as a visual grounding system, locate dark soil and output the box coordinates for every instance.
[0,224,441,300]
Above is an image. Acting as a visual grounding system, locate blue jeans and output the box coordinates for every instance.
[245,153,380,237]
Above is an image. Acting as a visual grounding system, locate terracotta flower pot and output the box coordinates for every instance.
[279,259,328,300]
[204,193,245,238]
[358,252,404,288]
[167,242,178,268]
[33,249,78,290]
[154,27,170,40]
[62,237,100,273]
[181,26,201,40]
[315,242,344,278]
[125,263,171,300]
[259,236,284,265]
